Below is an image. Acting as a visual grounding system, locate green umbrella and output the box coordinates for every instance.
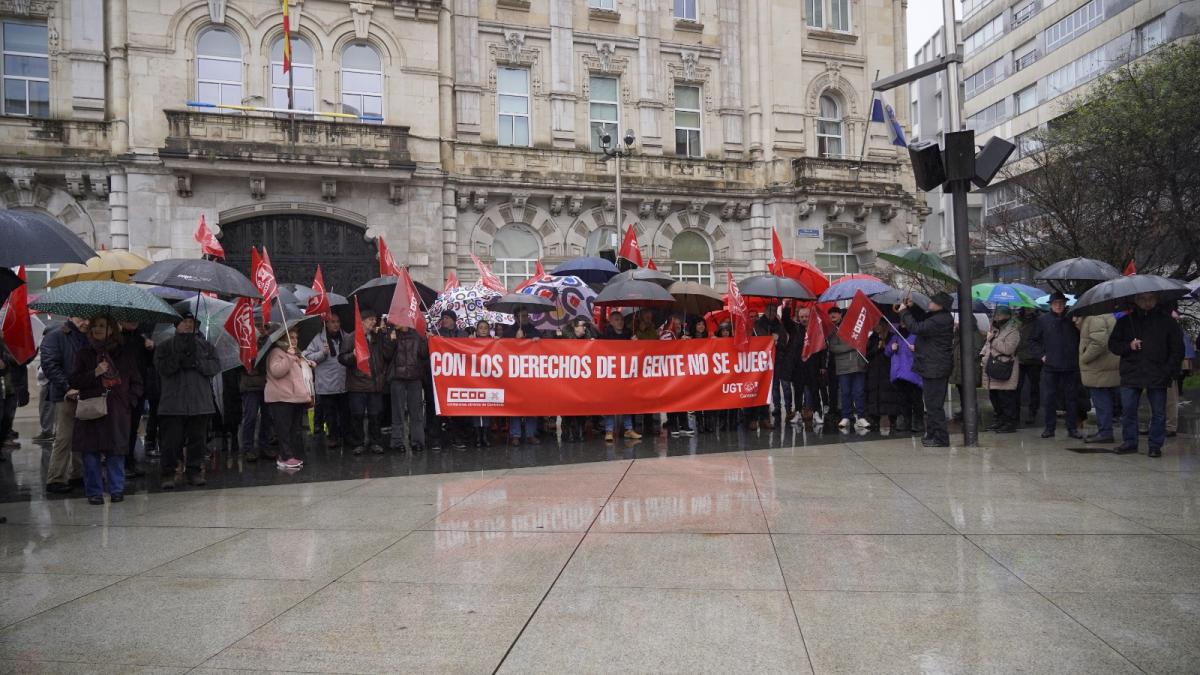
[30,280,180,324]
[876,247,961,284]
[971,283,1040,309]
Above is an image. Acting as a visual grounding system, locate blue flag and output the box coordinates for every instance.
[870,93,908,148]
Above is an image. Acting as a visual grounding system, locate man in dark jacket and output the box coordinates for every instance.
[387,324,428,452]
[900,292,954,447]
[785,304,824,428]
[1027,292,1083,439]
[503,310,542,444]
[118,321,156,477]
[238,325,273,462]
[754,305,789,429]
[41,316,89,493]
[342,309,391,455]
[1108,293,1184,457]
[428,311,467,451]
[1016,309,1042,424]
[154,312,221,488]
[0,336,29,455]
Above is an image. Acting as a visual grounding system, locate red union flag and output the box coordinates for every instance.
[1,265,35,364]
[352,297,370,375]
[771,227,783,267]
[618,225,643,267]
[224,296,258,372]
[443,269,459,294]
[193,215,225,260]
[513,259,545,293]
[251,247,278,323]
[387,267,427,336]
[726,270,750,351]
[838,290,883,358]
[471,253,507,293]
[378,237,402,277]
[305,265,331,319]
[802,303,833,362]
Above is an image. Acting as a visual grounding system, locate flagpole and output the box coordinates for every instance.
[857,70,880,173]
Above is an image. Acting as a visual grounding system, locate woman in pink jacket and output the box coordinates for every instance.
[265,324,310,470]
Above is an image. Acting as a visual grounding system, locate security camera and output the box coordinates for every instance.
[601,133,612,146]
[624,130,636,146]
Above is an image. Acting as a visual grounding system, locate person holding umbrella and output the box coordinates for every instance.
[68,315,143,504]
[898,292,955,447]
[428,310,468,452]
[980,305,1021,433]
[0,336,28,457]
[1108,293,1184,457]
[1078,309,1121,443]
[264,323,310,469]
[1027,292,1083,440]
[304,314,351,449]
[600,311,640,443]
[503,309,542,446]
[41,316,90,494]
[340,309,390,455]
[155,311,221,488]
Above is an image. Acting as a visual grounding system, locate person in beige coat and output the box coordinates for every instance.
[981,305,1021,433]
[1078,312,1120,443]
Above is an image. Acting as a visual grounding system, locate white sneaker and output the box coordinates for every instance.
[276,457,303,469]
[790,412,803,425]
[855,418,871,429]
[813,411,824,425]
[838,418,851,429]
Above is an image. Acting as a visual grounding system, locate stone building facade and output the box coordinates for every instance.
[1,0,923,294]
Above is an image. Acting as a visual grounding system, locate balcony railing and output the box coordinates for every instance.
[0,116,110,159]
[792,156,905,193]
[160,110,414,170]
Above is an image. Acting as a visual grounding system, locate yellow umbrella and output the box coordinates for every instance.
[47,250,151,287]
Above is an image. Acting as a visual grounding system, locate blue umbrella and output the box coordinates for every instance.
[951,295,992,315]
[1035,293,1077,309]
[551,256,620,284]
[1009,282,1047,298]
[818,278,892,303]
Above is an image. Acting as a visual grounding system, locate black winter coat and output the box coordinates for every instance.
[41,321,88,402]
[1108,308,1184,388]
[1028,311,1080,372]
[154,332,221,416]
[865,334,902,416]
[387,330,428,381]
[900,308,954,379]
[341,329,391,392]
[0,339,29,405]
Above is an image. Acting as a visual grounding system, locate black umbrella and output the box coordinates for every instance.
[131,259,259,298]
[348,276,438,315]
[873,287,931,311]
[0,268,23,307]
[738,274,816,300]
[0,210,97,267]
[551,256,621,284]
[1035,257,1121,282]
[254,315,325,366]
[1069,274,1191,317]
[490,293,556,315]
[594,279,676,308]
[608,268,676,288]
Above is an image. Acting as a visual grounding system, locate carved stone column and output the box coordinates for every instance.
[718,0,744,158]
[549,0,576,148]
[636,0,664,155]
[453,0,482,141]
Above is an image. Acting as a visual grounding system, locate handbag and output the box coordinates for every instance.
[75,392,109,420]
[986,354,1014,381]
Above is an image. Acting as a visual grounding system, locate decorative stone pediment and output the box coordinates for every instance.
[207,0,227,24]
[0,0,54,17]
[666,52,715,112]
[349,1,373,39]
[580,42,632,104]
[486,33,543,94]
[807,68,861,117]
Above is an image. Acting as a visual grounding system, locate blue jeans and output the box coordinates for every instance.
[509,416,538,439]
[1041,369,1079,433]
[772,372,794,414]
[82,452,125,498]
[604,415,633,433]
[1089,387,1116,437]
[1120,386,1166,450]
[838,372,866,419]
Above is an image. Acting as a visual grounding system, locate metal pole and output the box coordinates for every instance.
[614,152,622,238]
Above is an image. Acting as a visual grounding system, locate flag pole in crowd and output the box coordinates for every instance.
[0,265,35,364]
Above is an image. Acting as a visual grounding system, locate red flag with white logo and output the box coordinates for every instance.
[378,237,402,277]
[802,303,833,362]
[251,247,278,324]
[771,228,783,268]
[223,296,258,372]
[726,271,750,351]
[618,225,643,268]
[837,290,883,358]
[387,267,427,336]
[471,253,507,294]
[194,215,225,260]
[352,297,370,375]
[305,265,331,319]
[1,266,35,364]
[514,259,545,293]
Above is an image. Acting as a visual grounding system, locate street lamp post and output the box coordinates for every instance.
[600,130,637,250]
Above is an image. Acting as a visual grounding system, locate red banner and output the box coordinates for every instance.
[194,214,225,260]
[224,296,258,372]
[429,336,774,416]
[251,247,277,323]
[837,290,883,358]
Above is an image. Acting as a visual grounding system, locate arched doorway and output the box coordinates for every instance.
[219,212,377,294]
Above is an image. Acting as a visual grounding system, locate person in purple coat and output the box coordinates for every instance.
[885,327,924,433]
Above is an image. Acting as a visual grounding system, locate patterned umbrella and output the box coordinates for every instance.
[971,283,1040,309]
[30,281,180,324]
[519,275,598,331]
[425,283,511,333]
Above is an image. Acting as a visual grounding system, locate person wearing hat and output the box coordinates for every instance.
[899,291,955,447]
[980,304,1021,433]
[340,308,390,455]
[1027,291,1083,439]
[1108,292,1184,457]
[154,311,221,488]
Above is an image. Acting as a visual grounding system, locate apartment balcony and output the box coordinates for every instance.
[159,110,415,180]
[0,116,110,162]
[792,156,908,199]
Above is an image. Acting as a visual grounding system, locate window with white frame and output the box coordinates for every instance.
[1045,0,1103,51]
[805,0,822,27]
[964,58,1004,99]
[1139,15,1165,53]
[497,67,530,147]
[964,15,1003,56]
[341,43,383,122]
[590,0,615,8]
[985,183,1020,214]
[962,0,992,19]
[1015,130,1042,157]
[966,98,1007,132]
[1015,85,1037,115]
[673,0,697,21]
[671,231,712,285]
[815,233,859,281]
[270,36,314,111]
[2,21,48,117]
[1047,45,1104,97]
[1012,0,1036,26]
[816,94,843,157]
[589,75,619,152]
[585,227,618,257]
[492,225,542,290]
[806,0,851,31]
[674,85,702,157]
[20,262,59,297]
[196,27,243,108]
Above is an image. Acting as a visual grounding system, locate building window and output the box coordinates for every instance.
[964,15,1003,56]
[497,67,530,147]
[1139,15,1165,54]
[2,21,48,117]
[966,99,1007,132]
[1045,0,1103,52]
[1014,40,1038,72]
[816,94,843,157]
[341,43,383,122]
[806,0,850,31]
[962,0,992,19]
[586,227,618,257]
[938,213,947,246]
[674,85,702,157]
[589,75,619,152]
[674,0,697,21]
[815,233,859,281]
[22,262,59,297]
[270,36,314,112]
[964,58,1003,100]
[1015,85,1037,115]
[671,231,712,285]
[1047,45,1104,98]
[1015,130,1042,157]
[1012,0,1036,26]
[196,27,243,108]
[590,0,615,8]
[985,183,1020,214]
[492,224,542,290]
[910,99,918,128]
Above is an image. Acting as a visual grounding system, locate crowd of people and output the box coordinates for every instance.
[0,286,1195,504]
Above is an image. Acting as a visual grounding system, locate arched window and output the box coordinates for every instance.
[341,43,383,122]
[270,36,314,111]
[671,231,712,284]
[196,27,243,107]
[491,224,541,290]
[585,226,618,257]
[815,232,859,281]
[817,94,843,157]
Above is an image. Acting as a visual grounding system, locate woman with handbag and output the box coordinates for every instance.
[981,304,1021,433]
[265,323,311,470]
[68,314,143,505]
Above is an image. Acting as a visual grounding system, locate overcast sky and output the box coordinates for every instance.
[907,0,956,65]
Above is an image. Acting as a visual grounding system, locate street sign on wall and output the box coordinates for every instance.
[796,227,821,238]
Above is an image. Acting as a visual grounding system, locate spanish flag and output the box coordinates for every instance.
[281,0,291,74]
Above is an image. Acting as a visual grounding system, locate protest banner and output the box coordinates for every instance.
[429,336,774,416]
